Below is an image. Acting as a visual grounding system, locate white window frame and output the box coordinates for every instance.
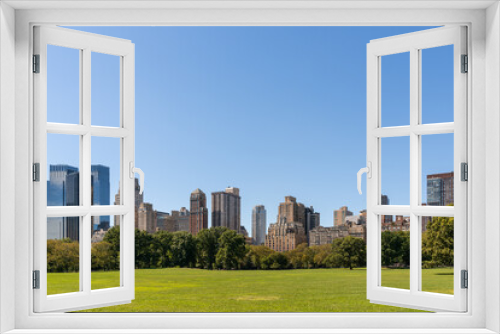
[1,1,499,333]
[366,26,467,312]
[33,26,136,312]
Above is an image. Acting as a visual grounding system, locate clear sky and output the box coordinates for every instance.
[47,26,454,234]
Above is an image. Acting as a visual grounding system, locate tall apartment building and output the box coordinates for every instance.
[252,205,267,245]
[427,172,454,206]
[304,206,320,237]
[334,206,353,226]
[190,189,208,235]
[265,196,307,252]
[138,202,156,233]
[114,178,143,229]
[278,196,306,226]
[211,187,241,232]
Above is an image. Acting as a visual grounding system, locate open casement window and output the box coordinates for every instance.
[365,26,467,312]
[33,26,138,312]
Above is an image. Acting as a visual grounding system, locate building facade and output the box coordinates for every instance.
[334,206,353,226]
[308,225,349,246]
[91,165,110,232]
[427,172,454,206]
[138,202,156,233]
[47,164,79,240]
[190,189,208,235]
[211,187,241,232]
[265,218,307,252]
[251,205,267,245]
[381,215,410,232]
[114,178,143,229]
[265,196,307,251]
[381,194,393,223]
[305,206,320,237]
[157,207,190,233]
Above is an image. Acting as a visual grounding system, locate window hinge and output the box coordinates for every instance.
[33,54,40,73]
[33,270,40,289]
[461,270,468,289]
[33,163,40,182]
[461,162,468,182]
[461,54,468,73]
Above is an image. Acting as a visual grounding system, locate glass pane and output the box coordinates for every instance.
[381,136,410,205]
[47,45,80,124]
[381,52,410,127]
[421,216,454,295]
[421,45,454,124]
[91,52,121,127]
[47,216,80,295]
[422,133,454,206]
[47,134,80,206]
[381,215,410,290]
[92,216,121,290]
[91,136,120,231]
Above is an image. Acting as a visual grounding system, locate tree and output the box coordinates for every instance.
[171,231,197,268]
[329,236,366,270]
[91,242,114,271]
[196,227,228,269]
[422,216,454,268]
[381,231,410,267]
[135,229,154,269]
[215,230,247,270]
[286,243,308,269]
[245,245,275,269]
[103,226,120,270]
[261,252,289,270]
[152,230,174,268]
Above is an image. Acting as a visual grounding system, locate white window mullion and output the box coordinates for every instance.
[409,47,419,294]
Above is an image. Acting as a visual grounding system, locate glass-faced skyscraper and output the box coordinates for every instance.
[91,165,111,231]
[47,164,79,240]
[252,205,267,245]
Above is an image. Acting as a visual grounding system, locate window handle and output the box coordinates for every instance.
[357,162,372,195]
[129,162,145,195]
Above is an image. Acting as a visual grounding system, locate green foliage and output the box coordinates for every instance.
[196,227,228,269]
[381,231,410,268]
[215,230,247,269]
[47,238,79,273]
[422,217,454,268]
[328,236,366,270]
[171,231,197,268]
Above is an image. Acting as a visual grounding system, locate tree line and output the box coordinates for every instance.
[46,216,453,273]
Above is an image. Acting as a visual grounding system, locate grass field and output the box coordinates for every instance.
[47,268,454,313]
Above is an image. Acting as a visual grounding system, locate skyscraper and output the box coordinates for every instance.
[138,202,156,233]
[304,206,320,237]
[91,165,110,231]
[252,205,267,245]
[265,196,307,252]
[114,178,143,228]
[190,189,208,235]
[334,206,353,226]
[211,187,241,233]
[427,172,454,206]
[278,196,306,226]
[47,165,79,240]
[381,194,393,223]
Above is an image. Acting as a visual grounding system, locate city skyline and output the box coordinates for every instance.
[48,26,454,236]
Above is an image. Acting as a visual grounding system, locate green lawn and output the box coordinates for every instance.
[46,268,454,313]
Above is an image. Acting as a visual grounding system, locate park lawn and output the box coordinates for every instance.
[46,268,454,313]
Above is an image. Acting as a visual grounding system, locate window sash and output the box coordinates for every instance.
[33,25,136,313]
[366,26,468,312]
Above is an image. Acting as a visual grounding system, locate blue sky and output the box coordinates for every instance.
[47,26,454,233]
